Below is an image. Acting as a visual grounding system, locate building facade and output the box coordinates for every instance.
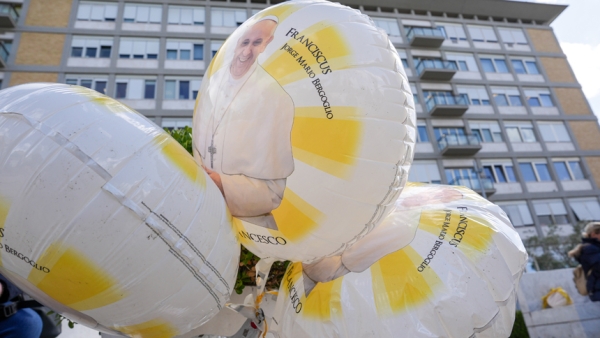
[1,0,600,242]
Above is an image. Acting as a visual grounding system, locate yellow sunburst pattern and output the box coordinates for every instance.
[114,319,178,338]
[371,246,442,316]
[28,243,126,311]
[154,134,206,187]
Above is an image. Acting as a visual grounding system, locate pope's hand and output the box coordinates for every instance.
[203,165,225,196]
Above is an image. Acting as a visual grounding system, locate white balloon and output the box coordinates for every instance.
[0,83,239,337]
[193,0,415,263]
[272,183,527,338]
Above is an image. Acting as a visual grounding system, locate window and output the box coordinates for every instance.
[166,40,204,60]
[65,76,107,94]
[119,38,159,59]
[76,1,117,22]
[396,49,409,70]
[467,25,498,43]
[437,22,467,42]
[511,58,540,75]
[519,160,551,182]
[553,159,585,181]
[524,88,554,107]
[164,79,202,100]
[483,162,517,183]
[505,121,536,143]
[538,122,570,143]
[372,18,400,37]
[491,87,522,107]
[71,37,112,58]
[469,121,503,143]
[533,200,568,225]
[162,118,192,131]
[497,27,528,46]
[211,7,246,27]
[211,41,224,58]
[498,201,534,226]
[569,198,600,222]
[480,56,509,73]
[123,3,162,24]
[446,52,478,72]
[409,161,441,184]
[458,86,490,106]
[417,121,429,142]
[168,6,205,25]
[433,127,465,141]
[114,78,157,99]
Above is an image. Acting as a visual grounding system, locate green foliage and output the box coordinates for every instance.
[509,311,530,338]
[47,310,77,329]
[525,222,585,271]
[166,127,289,294]
[165,126,193,155]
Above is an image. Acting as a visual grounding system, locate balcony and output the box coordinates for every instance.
[416,59,457,81]
[426,94,469,116]
[448,177,496,196]
[438,134,481,156]
[406,27,445,48]
[0,4,18,28]
[0,42,9,68]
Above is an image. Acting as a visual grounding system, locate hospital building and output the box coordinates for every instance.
[1,0,599,243]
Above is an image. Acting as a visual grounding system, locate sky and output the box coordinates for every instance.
[526,0,600,118]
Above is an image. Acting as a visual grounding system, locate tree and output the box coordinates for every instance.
[524,222,586,271]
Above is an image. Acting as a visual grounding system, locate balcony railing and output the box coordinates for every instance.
[416,59,458,80]
[416,59,457,74]
[406,26,445,47]
[406,26,445,40]
[438,134,481,156]
[448,177,494,191]
[426,93,469,113]
[0,4,18,27]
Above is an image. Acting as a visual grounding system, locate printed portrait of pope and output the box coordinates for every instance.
[193,16,294,230]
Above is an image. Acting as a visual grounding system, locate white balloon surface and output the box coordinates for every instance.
[0,83,239,337]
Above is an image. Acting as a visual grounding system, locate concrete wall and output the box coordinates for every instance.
[517,268,600,338]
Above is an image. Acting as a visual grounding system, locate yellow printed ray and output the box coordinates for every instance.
[303,277,343,320]
[28,243,126,311]
[417,208,495,258]
[291,107,362,179]
[263,22,352,86]
[371,246,441,316]
[453,213,496,259]
[114,319,178,338]
[153,134,206,187]
[0,196,8,267]
[72,87,134,114]
[272,188,323,242]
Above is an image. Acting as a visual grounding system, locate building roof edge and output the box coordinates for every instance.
[337,0,568,25]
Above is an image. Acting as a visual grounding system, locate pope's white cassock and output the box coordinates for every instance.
[193,60,294,230]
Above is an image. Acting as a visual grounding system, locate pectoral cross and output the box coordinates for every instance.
[208,138,217,169]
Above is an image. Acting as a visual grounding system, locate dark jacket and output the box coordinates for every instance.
[0,274,24,304]
[575,238,600,301]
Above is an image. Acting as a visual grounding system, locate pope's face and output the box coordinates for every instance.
[230,20,276,79]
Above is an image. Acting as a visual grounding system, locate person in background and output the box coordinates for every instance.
[569,222,600,301]
[0,273,43,337]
